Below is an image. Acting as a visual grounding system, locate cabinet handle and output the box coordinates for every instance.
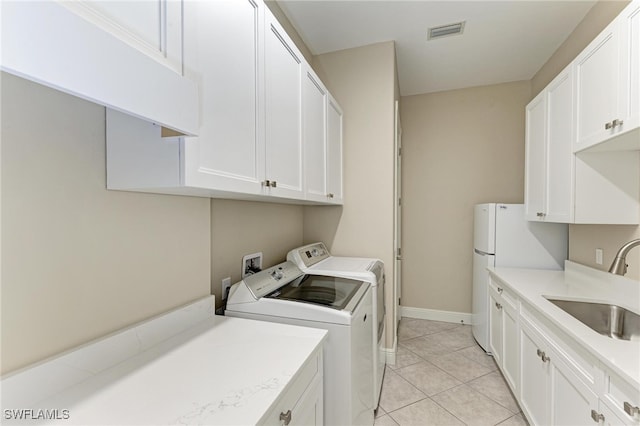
[327,193,334,198]
[591,410,605,423]
[624,401,640,418]
[270,181,277,188]
[536,212,546,218]
[536,348,550,363]
[495,302,502,310]
[605,119,624,130]
[263,180,271,187]
[497,287,503,294]
[280,409,292,425]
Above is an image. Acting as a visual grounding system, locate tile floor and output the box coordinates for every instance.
[376,318,529,426]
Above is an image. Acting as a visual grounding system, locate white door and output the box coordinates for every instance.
[546,67,575,223]
[524,92,547,221]
[394,101,403,327]
[473,204,495,254]
[264,10,303,198]
[182,0,264,194]
[326,96,343,204]
[574,21,620,151]
[303,68,328,202]
[471,251,494,352]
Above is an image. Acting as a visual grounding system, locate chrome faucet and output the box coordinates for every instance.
[609,239,640,276]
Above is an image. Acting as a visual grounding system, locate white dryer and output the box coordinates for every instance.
[225,261,374,426]
[287,242,386,409]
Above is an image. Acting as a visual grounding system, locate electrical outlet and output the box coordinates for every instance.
[222,277,232,300]
[595,248,603,265]
[242,252,263,278]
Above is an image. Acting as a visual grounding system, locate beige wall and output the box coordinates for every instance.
[0,74,306,375]
[210,199,303,300]
[265,0,313,65]
[1,73,211,374]
[531,0,639,281]
[400,81,532,313]
[304,42,397,346]
[531,0,630,97]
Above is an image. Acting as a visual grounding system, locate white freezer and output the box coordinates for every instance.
[471,203,567,351]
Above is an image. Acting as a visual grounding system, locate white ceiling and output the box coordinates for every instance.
[277,0,597,96]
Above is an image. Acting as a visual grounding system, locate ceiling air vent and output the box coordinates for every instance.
[428,21,465,40]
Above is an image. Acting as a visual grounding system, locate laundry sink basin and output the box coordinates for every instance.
[544,298,640,341]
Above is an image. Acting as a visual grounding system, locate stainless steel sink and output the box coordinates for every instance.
[545,298,640,341]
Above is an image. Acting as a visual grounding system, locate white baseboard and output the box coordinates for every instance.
[400,306,472,325]
[382,335,397,365]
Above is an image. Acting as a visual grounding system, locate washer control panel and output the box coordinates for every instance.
[243,261,303,299]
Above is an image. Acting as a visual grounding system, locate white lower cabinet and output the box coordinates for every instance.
[261,348,323,426]
[519,314,598,426]
[602,368,640,425]
[600,401,634,426]
[488,274,639,426]
[489,279,519,392]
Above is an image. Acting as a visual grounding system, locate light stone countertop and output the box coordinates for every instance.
[488,261,640,390]
[2,300,327,426]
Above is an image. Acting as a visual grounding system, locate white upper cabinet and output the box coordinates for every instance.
[524,66,574,223]
[526,0,640,225]
[264,9,304,200]
[181,0,264,195]
[106,0,342,205]
[303,67,344,205]
[1,0,198,135]
[303,68,329,203]
[524,92,547,221]
[574,0,640,152]
[326,96,344,204]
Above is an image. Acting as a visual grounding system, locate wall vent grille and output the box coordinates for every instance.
[428,22,465,40]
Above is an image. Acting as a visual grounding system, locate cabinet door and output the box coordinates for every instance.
[502,299,519,393]
[489,288,503,365]
[326,96,344,204]
[619,1,640,133]
[2,0,198,134]
[550,351,599,426]
[520,322,550,425]
[545,67,575,223]
[525,92,547,221]
[182,0,264,194]
[290,374,323,426]
[599,401,632,426]
[303,68,328,203]
[574,22,621,151]
[264,11,304,199]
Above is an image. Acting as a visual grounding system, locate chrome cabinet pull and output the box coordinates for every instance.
[624,401,640,418]
[270,181,277,188]
[497,287,503,294]
[495,302,502,310]
[280,410,292,425]
[536,212,546,218]
[591,409,605,423]
[327,193,334,198]
[606,119,625,130]
[536,348,550,363]
[263,180,271,187]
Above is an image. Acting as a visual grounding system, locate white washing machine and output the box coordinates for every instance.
[225,261,374,426]
[287,242,386,409]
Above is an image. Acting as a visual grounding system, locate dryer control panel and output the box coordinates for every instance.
[287,242,331,268]
[243,261,304,299]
